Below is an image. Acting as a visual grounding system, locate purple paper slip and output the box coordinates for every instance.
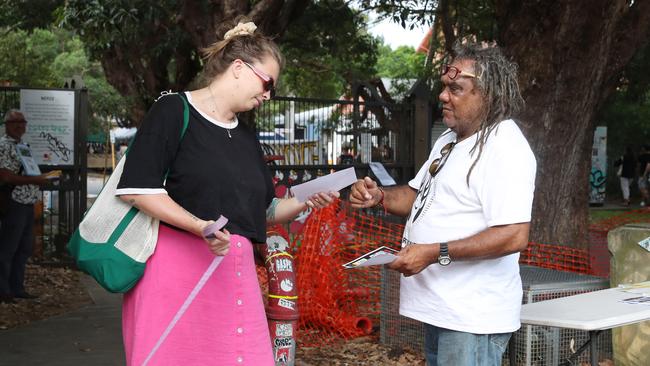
[202,215,229,238]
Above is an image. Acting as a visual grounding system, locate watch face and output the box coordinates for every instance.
[439,256,451,266]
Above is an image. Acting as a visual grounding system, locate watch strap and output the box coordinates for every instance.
[439,242,448,256]
[438,242,451,266]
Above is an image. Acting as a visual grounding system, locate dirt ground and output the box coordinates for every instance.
[0,264,92,330]
[296,337,425,365]
[1,264,425,365]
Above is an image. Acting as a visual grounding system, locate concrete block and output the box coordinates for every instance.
[608,223,650,366]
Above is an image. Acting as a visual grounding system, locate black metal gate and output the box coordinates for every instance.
[255,91,416,191]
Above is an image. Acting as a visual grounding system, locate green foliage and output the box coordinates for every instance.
[597,92,650,191]
[359,0,496,41]
[0,27,128,131]
[0,0,63,30]
[0,29,56,86]
[376,44,426,78]
[375,43,426,96]
[596,42,650,194]
[61,0,199,98]
[60,0,155,58]
[357,0,435,29]
[280,0,379,98]
[588,209,624,224]
[620,42,650,103]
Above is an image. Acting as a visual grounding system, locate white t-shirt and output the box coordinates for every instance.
[399,119,537,334]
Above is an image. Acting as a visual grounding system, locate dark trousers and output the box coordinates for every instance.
[0,199,34,296]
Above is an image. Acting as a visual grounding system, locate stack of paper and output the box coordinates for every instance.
[342,246,399,269]
[620,296,650,305]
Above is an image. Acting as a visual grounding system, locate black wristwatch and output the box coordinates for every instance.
[438,242,451,266]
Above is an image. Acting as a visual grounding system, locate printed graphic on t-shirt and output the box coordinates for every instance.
[410,172,433,224]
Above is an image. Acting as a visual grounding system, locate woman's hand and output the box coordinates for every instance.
[305,191,340,209]
[268,191,340,224]
[201,220,231,256]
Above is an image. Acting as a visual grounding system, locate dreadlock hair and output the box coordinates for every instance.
[201,16,284,86]
[451,43,524,185]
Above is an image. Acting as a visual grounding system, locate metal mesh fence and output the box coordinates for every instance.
[380,265,612,365]
[380,267,424,353]
[0,87,20,115]
[256,96,401,166]
[256,96,415,189]
[505,266,612,365]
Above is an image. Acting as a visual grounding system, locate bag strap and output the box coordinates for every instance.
[123,92,190,177]
[107,93,190,244]
[163,93,190,180]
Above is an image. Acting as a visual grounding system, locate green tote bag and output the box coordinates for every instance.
[68,93,189,293]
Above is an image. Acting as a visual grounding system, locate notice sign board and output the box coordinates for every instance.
[20,89,76,165]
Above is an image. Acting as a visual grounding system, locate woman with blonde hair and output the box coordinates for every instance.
[116,18,338,365]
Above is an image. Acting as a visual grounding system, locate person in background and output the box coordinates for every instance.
[615,146,636,206]
[637,144,650,207]
[337,143,355,165]
[350,43,536,365]
[0,110,50,304]
[116,18,339,365]
[115,141,128,163]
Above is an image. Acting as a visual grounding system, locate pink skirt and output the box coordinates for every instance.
[122,225,273,365]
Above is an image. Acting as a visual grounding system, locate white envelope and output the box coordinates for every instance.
[291,167,358,202]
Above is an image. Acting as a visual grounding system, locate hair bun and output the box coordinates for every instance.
[224,22,257,40]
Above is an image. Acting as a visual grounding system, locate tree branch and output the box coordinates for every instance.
[437,0,455,54]
[178,0,220,48]
[606,0,650,85]
[275,0,311,38]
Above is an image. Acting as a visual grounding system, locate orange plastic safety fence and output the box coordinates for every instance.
[255,204,650,346]
[519,242,592,275]
[292,199,403,346]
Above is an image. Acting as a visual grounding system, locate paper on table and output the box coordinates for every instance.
[291,167,358,202]
[369,162,396,186]
[342,246,399,269]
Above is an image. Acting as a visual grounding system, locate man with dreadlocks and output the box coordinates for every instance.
[350,43,537,365]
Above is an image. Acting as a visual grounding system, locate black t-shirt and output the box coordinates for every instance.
[117,93,274,243]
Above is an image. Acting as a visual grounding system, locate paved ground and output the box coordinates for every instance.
[0,276,124,366]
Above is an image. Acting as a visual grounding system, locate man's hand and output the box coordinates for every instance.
[32,175,51,186]
[349,176,382,209]
[388,244,438,276]
[0,169,50,186]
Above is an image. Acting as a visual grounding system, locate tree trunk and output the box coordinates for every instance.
[496,0,650,247]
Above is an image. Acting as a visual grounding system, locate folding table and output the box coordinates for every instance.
[520,287,650,365]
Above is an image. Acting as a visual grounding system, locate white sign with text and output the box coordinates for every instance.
[20,89,76,165]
